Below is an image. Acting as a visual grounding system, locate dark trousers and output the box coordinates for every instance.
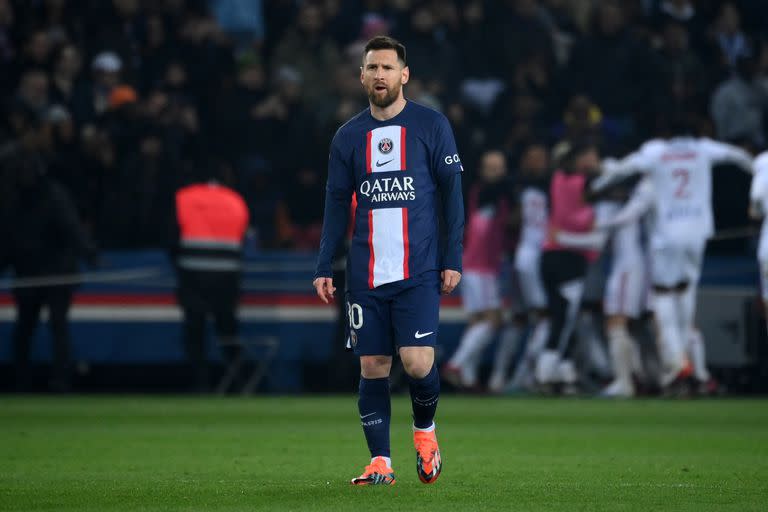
[176,270,240,391]
[541,250,588,357]
[12,285,74,391]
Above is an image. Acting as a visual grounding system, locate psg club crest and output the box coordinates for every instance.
[378,138,393,154]
[350,330,358,347]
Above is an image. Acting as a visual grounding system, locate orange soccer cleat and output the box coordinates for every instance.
[350,456,396,486]
[413,427,442,484]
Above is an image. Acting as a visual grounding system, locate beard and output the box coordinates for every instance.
[367,82,401,108]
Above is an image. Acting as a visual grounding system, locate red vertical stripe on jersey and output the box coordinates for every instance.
[366,131,373,174]
[400,127,407,170]
[367,210,375,288]
[402,208,410,279]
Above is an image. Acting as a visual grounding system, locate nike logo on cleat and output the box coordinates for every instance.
[375,159,394,167]
[414,331,434,339]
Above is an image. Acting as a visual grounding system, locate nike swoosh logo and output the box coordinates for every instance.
[360,412,377,419]
[375,159,394,167]
[414,331,434,339]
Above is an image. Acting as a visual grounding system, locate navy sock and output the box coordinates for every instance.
[358,377,391,458]
[408,365,440,429]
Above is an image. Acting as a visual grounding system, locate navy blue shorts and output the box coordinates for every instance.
[345,270,440,356]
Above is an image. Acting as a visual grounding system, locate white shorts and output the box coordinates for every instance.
[760,260,768,301]
[514,256,547,310]
[461,271,502,314]
[650,240,706,288]
[604,262,645,318]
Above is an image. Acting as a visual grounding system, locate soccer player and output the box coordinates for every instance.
[589,178,654,397]
[749,151,768,338]
[535,142,601,391]
[591,125,752,388]
[313,36,464,486]
[443,149,511,392]
[507,143,551,391]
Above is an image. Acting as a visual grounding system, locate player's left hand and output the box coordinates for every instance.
[440,270,461,295]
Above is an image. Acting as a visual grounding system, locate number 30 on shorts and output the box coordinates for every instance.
[347,302,364,329]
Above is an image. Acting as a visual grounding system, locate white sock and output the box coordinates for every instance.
[607,323,634,388]
[372,456,392,467]
[688,329,710,382]
[509,318,549,387]
[490,324,520,382]
[449,320,495,385]
[652,292,685,378]
[556,279,584,353]
[413,422,435,433]
[528,318,550,358]
[679,284,697,349]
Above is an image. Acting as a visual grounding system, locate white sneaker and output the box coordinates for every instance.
[600,379,635,398]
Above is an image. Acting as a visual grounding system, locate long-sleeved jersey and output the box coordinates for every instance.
[315,101,464,291]
[592,137,752,246]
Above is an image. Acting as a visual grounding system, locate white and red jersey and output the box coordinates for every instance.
[596,137,752,247]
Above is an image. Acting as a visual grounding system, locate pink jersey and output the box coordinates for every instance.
[543,170,598,261]
[463,185,509,273]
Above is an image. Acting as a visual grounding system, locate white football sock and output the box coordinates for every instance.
[652,292,685,384]
[606,323,635,390]
[489,324,520,386]
[448,320,495,386]
[556,279,584,354]
[372,456,392,468]
[679,283,698,349]
[688,328,710,382]
[528,318,550,358]
[412,422,435,433]
[509,318,549,388]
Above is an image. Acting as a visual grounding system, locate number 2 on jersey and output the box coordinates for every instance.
[673,168,690,198]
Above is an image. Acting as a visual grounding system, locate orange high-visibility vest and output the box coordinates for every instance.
[175,183,249,271]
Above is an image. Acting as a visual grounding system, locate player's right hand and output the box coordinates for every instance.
[313,277,336,304]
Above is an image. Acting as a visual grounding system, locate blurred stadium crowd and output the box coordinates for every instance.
[2,0,768,249]
[3,0,768,394]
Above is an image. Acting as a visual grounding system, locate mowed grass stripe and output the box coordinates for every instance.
[0,396,766,511]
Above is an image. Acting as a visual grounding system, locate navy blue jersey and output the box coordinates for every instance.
[315,101,464,291]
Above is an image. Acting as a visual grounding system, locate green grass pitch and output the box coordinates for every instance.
[1,396,767,511]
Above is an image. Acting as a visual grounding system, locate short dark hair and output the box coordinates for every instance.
[363,36,406,65]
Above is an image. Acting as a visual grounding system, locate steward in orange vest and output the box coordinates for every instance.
[172,181,249,391]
